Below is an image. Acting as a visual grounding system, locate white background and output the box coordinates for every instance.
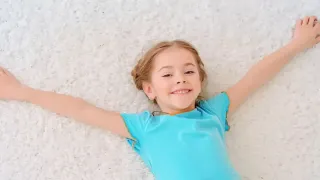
[0,0,319,179]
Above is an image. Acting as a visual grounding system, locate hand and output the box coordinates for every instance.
[291,16,320,51]
[0,66,26,100]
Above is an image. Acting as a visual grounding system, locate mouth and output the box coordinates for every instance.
[170,89,192,94]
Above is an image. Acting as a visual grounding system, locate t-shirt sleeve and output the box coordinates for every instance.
[120,111,151,152]
[199,92,231,131]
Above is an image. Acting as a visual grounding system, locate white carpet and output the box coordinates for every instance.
[0,0,320,179]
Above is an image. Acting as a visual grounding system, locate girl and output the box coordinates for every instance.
[0,16,319,180]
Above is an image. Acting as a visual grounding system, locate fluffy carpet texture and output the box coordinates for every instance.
[0,0,319,179]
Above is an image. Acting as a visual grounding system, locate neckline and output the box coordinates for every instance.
[154,106,199,117]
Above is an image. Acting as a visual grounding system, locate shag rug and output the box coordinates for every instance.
[0,0,319,179]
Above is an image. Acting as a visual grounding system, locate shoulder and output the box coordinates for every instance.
[120,110,152,122]
[198,92,231,131]
[198,92,230,114]
[120,110,153,140]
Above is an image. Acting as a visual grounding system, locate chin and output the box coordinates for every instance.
[172,99,196,110]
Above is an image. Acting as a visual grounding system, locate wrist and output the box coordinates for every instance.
[17,85,35,102]
[287,40,307,53]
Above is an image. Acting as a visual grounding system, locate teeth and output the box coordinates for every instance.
[173,90,189,94]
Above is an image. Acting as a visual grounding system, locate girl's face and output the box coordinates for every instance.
[143,47,202,114]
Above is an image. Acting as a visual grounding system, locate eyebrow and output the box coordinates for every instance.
[157,63,195,72]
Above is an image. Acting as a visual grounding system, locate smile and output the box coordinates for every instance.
[171,89,192,94]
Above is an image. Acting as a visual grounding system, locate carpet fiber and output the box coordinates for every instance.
[0,0,319,179]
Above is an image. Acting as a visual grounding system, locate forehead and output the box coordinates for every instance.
[153,47,197,69]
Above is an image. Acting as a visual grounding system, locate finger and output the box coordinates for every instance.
[0,70,5,76]
[2,68,14,77]
[0,67,5,74]
[314,19,318,27]
[308,16,317,26]
[302,16,310,25]
[0,67,12,77]
[315,23,320,32]
[296,19,303,28]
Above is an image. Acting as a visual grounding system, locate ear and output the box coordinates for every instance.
[142,81,156,100]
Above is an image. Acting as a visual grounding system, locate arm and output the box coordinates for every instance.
[0,68,132,139]
[226,16,320,114]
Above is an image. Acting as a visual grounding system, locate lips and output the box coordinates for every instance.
[171,89,192,94]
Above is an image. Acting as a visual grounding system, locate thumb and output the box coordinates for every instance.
[317,35,320,43]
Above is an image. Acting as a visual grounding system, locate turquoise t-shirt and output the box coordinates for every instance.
[120,92,240,180]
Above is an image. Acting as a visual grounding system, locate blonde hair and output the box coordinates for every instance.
[131,40,208,104]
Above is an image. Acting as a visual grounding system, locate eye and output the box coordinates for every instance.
[185,71,195,74]
[162,74,172,77]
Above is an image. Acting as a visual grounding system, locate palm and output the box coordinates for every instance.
[0,67,22,100]
[293,16,320,50]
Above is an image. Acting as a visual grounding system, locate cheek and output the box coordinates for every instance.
[190,73,201,84]
[190,74,202,92]
[152,77,171,94]
[157,80,171,92]
[195,80,202,91]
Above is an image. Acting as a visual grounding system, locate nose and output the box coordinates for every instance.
[177,80,186,84]
[175,72,187,84]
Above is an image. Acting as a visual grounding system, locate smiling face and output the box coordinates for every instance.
[142,47,202,114]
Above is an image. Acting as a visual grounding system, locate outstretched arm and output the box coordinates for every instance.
[226,16,320,114]
[0,67,132,139]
